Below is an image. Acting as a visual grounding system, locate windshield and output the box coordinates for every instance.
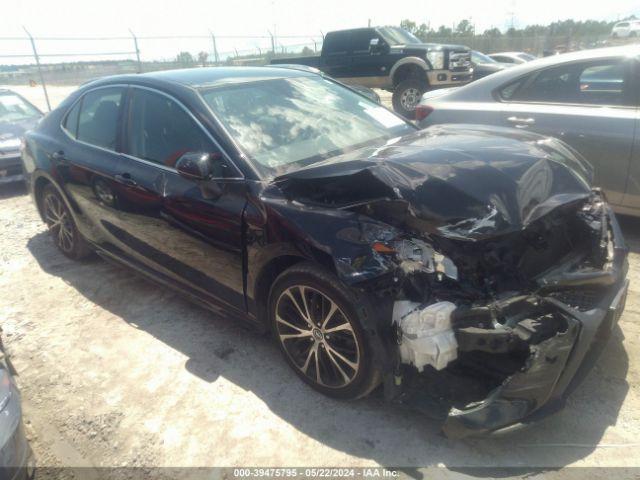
[0,93,41,123]
[376,27,421,45]
[518,53,536,61]
[472,51,497,64]
[200,76,414,175]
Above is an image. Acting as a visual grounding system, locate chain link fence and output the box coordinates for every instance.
[1,29,636,111]
[0,30,323,110]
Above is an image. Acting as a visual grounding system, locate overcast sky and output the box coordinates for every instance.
[2,0,639,63]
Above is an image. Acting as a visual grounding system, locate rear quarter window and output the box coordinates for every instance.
[62,100,81,138]
[76,87,124,150]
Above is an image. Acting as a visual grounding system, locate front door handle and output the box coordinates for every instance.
[507,116,536,127]
[114,173,138,187]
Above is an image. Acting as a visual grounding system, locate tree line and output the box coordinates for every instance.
[400,15,638,40]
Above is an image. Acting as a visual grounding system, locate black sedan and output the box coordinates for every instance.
[470,50,509,80]
[21,66,628,437]
[0,89,43,185]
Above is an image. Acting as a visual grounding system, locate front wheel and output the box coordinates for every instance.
[392,79,427,119]
[269,262,380,400]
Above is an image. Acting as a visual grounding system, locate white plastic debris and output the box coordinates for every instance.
[393,300,458,371]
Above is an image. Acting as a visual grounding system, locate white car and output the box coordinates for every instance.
[611,20,640,38]
[488,51,537,64]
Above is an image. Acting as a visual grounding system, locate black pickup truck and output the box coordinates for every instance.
[271,26,472,118]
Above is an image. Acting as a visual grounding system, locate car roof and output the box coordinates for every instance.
[85,66,314,91]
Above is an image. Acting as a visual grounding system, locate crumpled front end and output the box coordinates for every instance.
[273,127,628,437]
[384,192,628,437]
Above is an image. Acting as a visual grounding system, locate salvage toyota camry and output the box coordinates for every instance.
[21,67,628,437]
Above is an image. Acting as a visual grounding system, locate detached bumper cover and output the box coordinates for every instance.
[442,209,629,438]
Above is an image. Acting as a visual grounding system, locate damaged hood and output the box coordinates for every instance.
[275,124,594,240]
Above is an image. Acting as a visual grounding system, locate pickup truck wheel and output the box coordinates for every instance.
[393,79,426,119]
[269,262,380,400]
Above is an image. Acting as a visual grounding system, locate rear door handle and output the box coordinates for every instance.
[114,173,138,187]
[507,116,536,127]
[51,150,67,161]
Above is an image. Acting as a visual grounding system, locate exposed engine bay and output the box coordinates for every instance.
[360,190,626,437]
[272,125,629,437]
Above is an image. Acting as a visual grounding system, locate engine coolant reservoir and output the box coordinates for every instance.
[392,301,458,371]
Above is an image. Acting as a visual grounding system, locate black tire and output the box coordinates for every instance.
[269,262,380,400]
[392,78,427,119]
[40,184,92,260]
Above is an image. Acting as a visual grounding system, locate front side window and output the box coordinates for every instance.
[350,29,378,53]
[502,59,629,106]
[200,75,414,175]
[0,93,41,123]
[77,87,124,150]
[125,88,219,169]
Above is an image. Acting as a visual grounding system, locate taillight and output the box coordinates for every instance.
[415,104,434,121]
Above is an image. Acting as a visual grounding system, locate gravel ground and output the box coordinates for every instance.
[0,84,639,478]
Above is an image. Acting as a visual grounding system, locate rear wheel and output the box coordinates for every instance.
[392,79,426,119]
[41,184,92,260]
[269,262,379,399]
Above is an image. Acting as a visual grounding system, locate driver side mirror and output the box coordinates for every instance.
[176,152,219,181]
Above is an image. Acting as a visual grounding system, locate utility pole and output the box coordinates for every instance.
[209,30,220,64]
[23,27,51,112]
[268,29,276,54]
[129,29,142,73]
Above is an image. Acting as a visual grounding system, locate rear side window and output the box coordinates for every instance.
[323,32,350,55]
[77,87,124,150]
[125,88,220,170]
[500,59,630,106]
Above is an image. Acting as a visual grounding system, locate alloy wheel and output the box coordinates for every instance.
[43,192,75,253]
[275,285,360,388]
[400,88,421,111]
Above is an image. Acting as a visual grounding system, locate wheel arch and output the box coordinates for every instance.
[251,248,338,329]
[390,57,431,88]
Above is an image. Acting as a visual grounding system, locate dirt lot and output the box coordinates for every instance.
[1,85,639,477]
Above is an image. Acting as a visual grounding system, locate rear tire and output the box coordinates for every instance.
[41,184,92,260]
[392,79,427,119]
[269,262,380,400]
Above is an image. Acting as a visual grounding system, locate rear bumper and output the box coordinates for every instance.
[442,208,629,438]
